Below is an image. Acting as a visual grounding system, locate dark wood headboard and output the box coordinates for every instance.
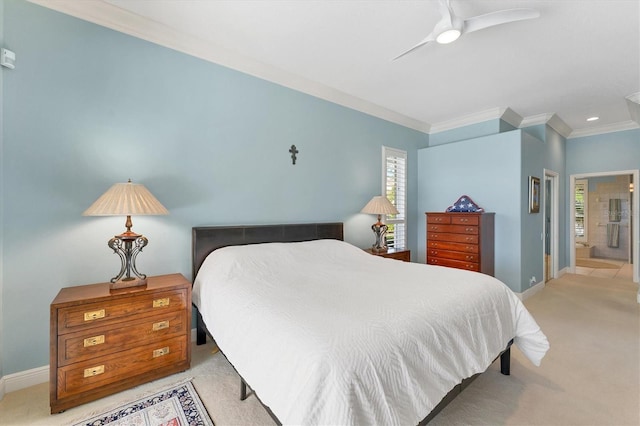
[192,222,344,280]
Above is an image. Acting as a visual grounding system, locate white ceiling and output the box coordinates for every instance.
[32,0,640,138]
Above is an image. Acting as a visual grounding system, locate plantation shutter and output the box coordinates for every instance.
[575,179,587,242]
[383,147,407,249]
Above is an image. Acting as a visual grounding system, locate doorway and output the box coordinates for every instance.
[570,170,639,285]
[544,170,559,282]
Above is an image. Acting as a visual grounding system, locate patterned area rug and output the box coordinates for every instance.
[73,380,214,426]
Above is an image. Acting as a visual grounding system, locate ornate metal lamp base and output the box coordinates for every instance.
[371,218,389,252]
[107,229,148,290]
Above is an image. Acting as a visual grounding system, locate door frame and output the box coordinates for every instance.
[544,169,559,281]
[569,169,639,285]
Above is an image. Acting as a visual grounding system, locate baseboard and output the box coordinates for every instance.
[1,365,49,395]
[0,328,201,399]
[520,281,545,301]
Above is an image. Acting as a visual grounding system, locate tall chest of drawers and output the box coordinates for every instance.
[425,212,495,276]
[50,273,191,413]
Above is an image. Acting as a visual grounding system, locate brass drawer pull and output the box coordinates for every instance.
[152,320,170,331]
[153,347,170,358]
[84,309,105,321]
[83,335,105,347]
[153,298,170,308]
[83,365,105,378]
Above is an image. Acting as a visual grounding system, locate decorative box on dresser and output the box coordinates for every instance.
[425,212,495,276]
[50,273,191,414]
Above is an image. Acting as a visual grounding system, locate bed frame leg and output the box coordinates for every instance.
[500,346,511,375]
[240,379,248,401]
[196,309,207,345]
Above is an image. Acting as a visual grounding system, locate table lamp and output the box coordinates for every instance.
[361,195,399,252]
[83,179,169,290]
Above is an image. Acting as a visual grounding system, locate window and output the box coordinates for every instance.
[575,179,588,242]
[382,147,407,249]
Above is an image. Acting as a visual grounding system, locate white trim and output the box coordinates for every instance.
[627,92,640,104]
[517,281,546,301]
[428,107,506,134]
[544,170,560,281]
[626,92,640,124]
[1,365,49,395]
[501,107,524,129]
[568,120,640,139]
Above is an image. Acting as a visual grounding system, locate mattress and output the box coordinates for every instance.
[193,239,549,425]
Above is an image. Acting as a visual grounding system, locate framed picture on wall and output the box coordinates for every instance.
[529,176,540,213]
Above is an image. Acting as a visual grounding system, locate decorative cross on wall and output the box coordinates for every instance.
[289,144,299,165]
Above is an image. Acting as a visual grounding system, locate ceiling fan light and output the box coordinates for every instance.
[436,29,461,44]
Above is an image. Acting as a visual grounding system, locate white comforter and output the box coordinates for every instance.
[193,239,548,425]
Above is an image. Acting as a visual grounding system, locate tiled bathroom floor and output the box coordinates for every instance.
[574,258,633,280]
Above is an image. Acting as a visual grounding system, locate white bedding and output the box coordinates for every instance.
[193,239,549,425]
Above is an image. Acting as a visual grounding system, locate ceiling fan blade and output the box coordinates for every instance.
[437,0,455,27]
[463,8,540,34]
[392,32,436,61]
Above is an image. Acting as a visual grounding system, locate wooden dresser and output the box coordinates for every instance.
[425,212,495,276]
[50,273,191,413]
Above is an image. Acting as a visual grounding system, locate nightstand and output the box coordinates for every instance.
[364,247,411,262]
[50,273,191,413]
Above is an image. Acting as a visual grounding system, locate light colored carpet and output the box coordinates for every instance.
[0,273,638,425]
[575,258,621,269]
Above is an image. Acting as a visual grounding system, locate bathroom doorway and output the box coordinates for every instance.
[570,170,638,283]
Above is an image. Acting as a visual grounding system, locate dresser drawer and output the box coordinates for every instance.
[56,335,188,399]
[58,310,187,366]
[427,232,479,244]
[57,289,187,334]
[450,215,479,225]
[426,257,480,271]
[427,215,450,224]
[428,249,478,262]
[427,240,478,253]
[426,224,479,234]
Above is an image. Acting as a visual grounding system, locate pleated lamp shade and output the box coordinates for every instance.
[361,196,399,215]
[83,180,168,217]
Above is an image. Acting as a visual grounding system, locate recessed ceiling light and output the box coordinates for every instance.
[586,116,599,122]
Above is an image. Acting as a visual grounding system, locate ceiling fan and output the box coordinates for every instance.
[393,0,540,60]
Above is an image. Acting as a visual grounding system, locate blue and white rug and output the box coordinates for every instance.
[73,380,214,426]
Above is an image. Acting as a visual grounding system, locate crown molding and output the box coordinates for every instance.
[546,114,573,138]
[626,92,640,104]
[501,107,524,128]
[519,113,554,128]
[28,0,430,133]
[24,0,636,141]
[429,107,509,134]
[625,92,640,124]
[568,120,640,139]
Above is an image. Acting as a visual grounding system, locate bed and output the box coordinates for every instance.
[192,223,549,425]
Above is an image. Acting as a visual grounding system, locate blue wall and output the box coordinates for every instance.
[419,124,568,293]
[566,129,640,175]
[1,0,425,374]
[418,130,523,291]
[1,0,636,378]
